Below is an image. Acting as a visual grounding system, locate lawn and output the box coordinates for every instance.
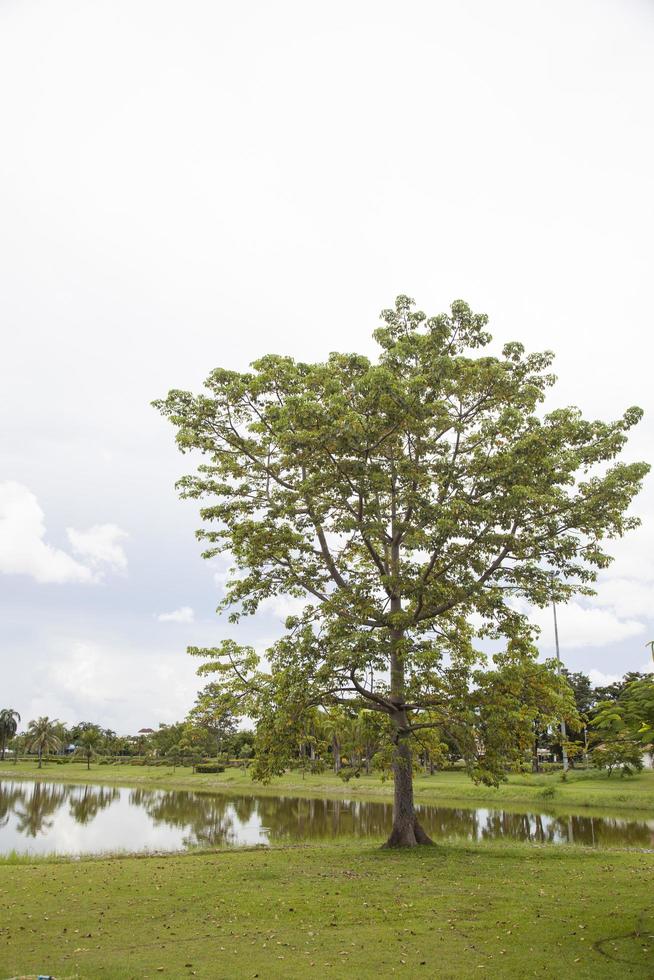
[0,840,652,978]
[2,760,654,814]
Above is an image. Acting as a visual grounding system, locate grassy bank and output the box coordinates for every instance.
[2,761,654,813]
[1,840,652,978]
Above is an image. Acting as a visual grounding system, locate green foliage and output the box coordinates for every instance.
[186,683,239,756]
[0,708,21,760]
[155,295,647,811]
[73,726,105,769]
[150,722,188,757]
[589,671,654,776]
[194,763,226,773]
[590,674,654,740]
[25,717,62,767]
[165,743,183,770]
[592,738,644,777]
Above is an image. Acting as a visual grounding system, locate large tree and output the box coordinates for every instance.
[155,296,648,846]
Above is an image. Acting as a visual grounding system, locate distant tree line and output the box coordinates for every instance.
[534,668,653,775]
[1,662,652,778]
[0,686,253,771]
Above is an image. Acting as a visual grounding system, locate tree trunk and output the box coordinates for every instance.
[38,747,42,769]
[383,731,433,847]
[382,529,433,848]
[332,736,341,774]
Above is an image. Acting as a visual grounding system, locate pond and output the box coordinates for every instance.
[1,779,653,856]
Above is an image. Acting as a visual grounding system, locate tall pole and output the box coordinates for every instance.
[551,585,569,772]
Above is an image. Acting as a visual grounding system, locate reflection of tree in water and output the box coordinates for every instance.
[251,796,654,848]
[254,795,391,841]
[129,788,238,848]
[13,782,69,837]
[5,778,652,850]
[572,814,654,848]
[231,795,257,824]
[0,782,26,828]
[419,805,482,842]
[68,785,119,825]
[124,791,654,849]
[421,806,654,848]
[126,790,395,846]
[3,781,120,839]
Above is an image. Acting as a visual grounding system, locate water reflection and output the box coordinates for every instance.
[69,785,119,825]
[1,779,653,856]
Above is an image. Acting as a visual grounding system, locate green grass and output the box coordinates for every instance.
[0,840,652,978]
[2,761,654,814]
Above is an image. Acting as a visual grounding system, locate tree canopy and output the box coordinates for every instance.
[155,296,648,845]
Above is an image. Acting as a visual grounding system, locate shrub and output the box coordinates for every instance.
[592,739,644,777]
[195,763,225,773]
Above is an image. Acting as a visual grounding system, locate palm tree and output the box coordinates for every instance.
[25,717,61,768]
[0,708,21,760]
[321,708,348,774]
[74,728,104,770]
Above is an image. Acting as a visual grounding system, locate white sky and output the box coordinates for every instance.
[1,0,653,733]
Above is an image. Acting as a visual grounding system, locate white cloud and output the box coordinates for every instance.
[591,577,654,620]
[588,669,622,689]
[531,601,645,650]
[67,523,128,572]
[598,518,654,586]
[157,606,195,623]
[586,515,654,621]
[0,481,128,584]
[586,660,652,690]
[31,638,200,733]
[258,593,308,621]
[0,480,93,584]
[2,0,654,720]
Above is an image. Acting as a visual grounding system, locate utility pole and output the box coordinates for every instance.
[551,580,569,772]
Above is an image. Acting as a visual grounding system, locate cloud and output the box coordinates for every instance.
[587,516,654,621]
[157,606,195,623]
[0,481,93,583]
[530,601,645,650]
[67,524,128,572]
[588,669,622,689]
[30,638,200,733]
[258,593,309,621]
[598,518,654,586]
[0,481,128,584]
[591,577,654,620]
